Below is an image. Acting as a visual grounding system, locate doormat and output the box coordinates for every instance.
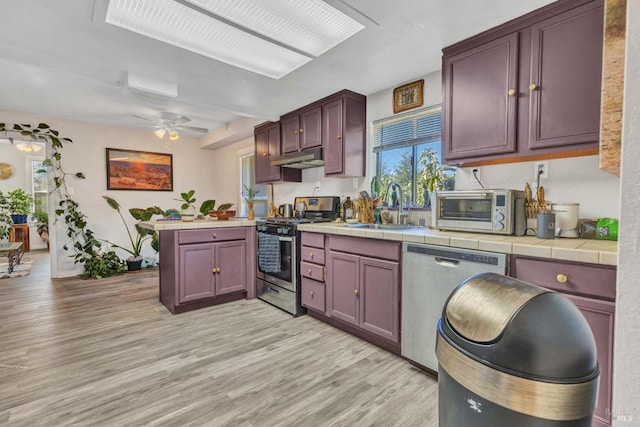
[0,259,32,279]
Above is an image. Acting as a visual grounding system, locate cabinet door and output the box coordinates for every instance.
[565,294,615,427]
[528,2,603,149]
[215,241,246,295]
[281,115,300,153]
[359,257,399,343]
[443,33,519,161]
[179,244,215,303]
[326,250,359,325]
[300,107,322,150]
[255,123,282,183]
[323,98,344,175]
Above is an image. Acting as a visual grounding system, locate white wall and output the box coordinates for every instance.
[208,136,254,210]
[1,109,218,277]
[612,0,640,423]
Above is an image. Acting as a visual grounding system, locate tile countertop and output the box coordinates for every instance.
[139,219,256,231]
[296,223,618,266]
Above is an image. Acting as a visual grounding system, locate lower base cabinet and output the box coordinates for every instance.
[159,227,255,314]
[511,256,615,427]
[318,235,400,351]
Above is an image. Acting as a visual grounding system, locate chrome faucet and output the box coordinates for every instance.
[383,181,407,224]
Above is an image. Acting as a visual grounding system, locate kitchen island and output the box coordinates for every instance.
[139,219,256,314]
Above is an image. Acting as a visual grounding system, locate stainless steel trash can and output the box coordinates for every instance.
[437,272,599,427]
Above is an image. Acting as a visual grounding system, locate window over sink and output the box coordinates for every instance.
[373,105,454,207]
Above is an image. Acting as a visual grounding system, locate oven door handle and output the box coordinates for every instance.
[278,236,293,242]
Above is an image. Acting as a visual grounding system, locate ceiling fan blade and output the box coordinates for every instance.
[130,114,156,123]
[159,111,179,122]
[173,115,192,125]
[175,125,209,134]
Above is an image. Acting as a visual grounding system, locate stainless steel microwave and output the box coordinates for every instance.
[433,189,526,235]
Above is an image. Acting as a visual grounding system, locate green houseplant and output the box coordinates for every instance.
[0,191,11,240]
[103,196,163,270]
[175,190,196,221]
[6,188,32,224]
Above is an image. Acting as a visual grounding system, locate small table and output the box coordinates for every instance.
[0,242,24,273]
[9,224,30,252]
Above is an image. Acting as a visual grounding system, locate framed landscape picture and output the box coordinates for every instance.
[106,148,173,191]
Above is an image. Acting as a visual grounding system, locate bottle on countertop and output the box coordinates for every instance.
[343,196,353,220]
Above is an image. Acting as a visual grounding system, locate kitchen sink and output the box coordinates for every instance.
[345,223,422,230]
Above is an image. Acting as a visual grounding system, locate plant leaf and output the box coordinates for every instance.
[217,203,233,211]
[103,196,120,210]
[199,199,216,216]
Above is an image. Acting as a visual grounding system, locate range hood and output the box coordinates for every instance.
[270,147,324,169]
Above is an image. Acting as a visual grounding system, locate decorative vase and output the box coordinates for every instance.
[247,202,254,220]
[180,207,195,222]
[126,258,143,271]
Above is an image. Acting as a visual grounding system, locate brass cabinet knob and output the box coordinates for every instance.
[529,83,538,91]
[310,252,314,258]
[337,135,342,140]
[508,89,516,96]
[556,274,568,283]
[308,269,312,274]
[262,152,268,157]
[310,290,314,297]
[212,233,217,238]
[354,289,359,295]
[299,128,304,133]
[212,268,216,274]
[294,129,298,135]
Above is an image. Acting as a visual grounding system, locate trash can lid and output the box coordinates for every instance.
[440,273,598,381]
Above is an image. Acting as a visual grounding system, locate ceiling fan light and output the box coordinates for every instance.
[169,131,180,141]
[154,128,167,139]
[15,142,43,152]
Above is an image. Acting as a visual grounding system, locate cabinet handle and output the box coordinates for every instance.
[556,274,568,283]
[508,89,516,96]
[212,233,217,238]
[310,252,314,258]
[310,290,314,297]
[294,129,298,135]
[529,83,538,91]
[212,268,216,274]
[299,128,304,133]
[337,135,342,140]
[308,269,312,274]
[354,289,359,295]
[262,152,268,157]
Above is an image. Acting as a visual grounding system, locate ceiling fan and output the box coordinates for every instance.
[131,112,209,140]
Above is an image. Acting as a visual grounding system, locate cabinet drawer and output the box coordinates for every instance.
[301,245,325,265]
[301,232,325,248]
[301,277,325,312]
[328,235,400,261]
[512,257,616,301]
[178,228,246,244]
[301,261,324,282]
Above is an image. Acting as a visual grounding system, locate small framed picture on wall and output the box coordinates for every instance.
[393,79,424,113]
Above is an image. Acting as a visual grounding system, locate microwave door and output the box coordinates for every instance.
[438,197,493,231]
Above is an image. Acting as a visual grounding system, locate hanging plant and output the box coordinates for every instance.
[0,122,125,278]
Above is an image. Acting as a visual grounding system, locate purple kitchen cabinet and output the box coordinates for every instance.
[359,256,399,343]
[322,91,366,177]
[326,236,401,344]
[528,1,604,150]
[511,255,615,427]
[443,33,519,161]
[214,241,246,295]
[281,106,322,154]
[326,251,359,326]
[159,227,255,314]
[442,0,603,164]
[254,121,301,184]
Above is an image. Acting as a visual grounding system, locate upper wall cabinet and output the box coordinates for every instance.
[442,0,604,165]
[254,121,301,184]
[281,107,322,154]
[323,90,366,177]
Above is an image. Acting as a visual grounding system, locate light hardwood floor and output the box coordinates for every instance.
[0,252,438,426]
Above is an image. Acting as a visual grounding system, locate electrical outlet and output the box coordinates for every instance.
[534,161,549,179]
[471,167,482,183]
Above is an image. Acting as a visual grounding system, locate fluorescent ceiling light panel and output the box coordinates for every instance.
[187,0,365,57]
[106,0,311,78]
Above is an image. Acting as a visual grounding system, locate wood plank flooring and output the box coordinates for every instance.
[0,252,438,426]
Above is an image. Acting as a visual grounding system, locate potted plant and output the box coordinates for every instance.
[103,196,164,271]
[243,185,260,220]
[6,188,32,224]
[175,190,196,221]
[33,209,50,250]
[210,203,235,221]
[0,191,11,240]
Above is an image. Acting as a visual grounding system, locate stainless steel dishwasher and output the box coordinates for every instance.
[401,242,507,372]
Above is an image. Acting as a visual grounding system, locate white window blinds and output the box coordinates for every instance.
[372,106,442,152]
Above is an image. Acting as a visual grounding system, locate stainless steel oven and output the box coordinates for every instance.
[256,196,340,317]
